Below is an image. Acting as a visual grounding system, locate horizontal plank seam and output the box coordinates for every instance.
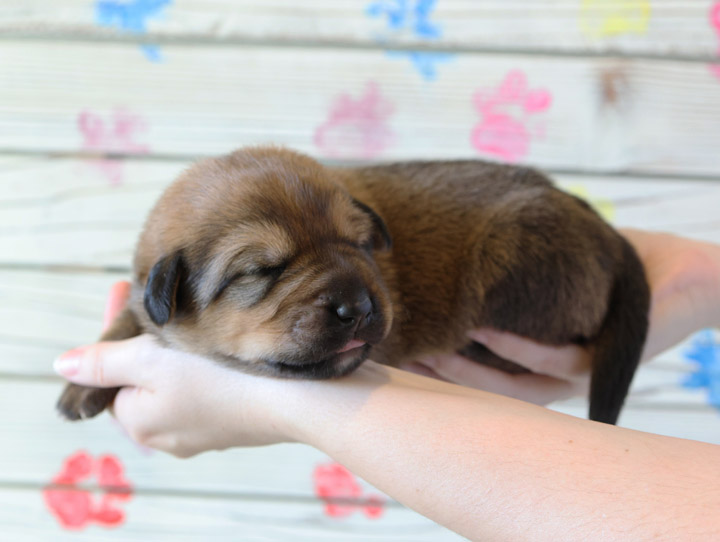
[0,262,130,273]
[0,372,64,382]
[1,150,720,183]
[1,32,719,63]
[0,480,403,507]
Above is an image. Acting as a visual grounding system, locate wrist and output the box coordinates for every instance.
[653,235,720,328]
[622,229,720,360]
[273,362,398,450]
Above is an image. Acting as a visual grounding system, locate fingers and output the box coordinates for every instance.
[404,353,581,405]
[53,335,155,389]
[467,329,590,379]
[112,386,156,443]
[103,281,132,332]
[401,361,451,382]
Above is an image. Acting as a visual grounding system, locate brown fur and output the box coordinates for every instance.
[58,146,649,424]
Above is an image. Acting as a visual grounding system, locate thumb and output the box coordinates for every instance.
[53,335,154,388]
[102,281,132,332]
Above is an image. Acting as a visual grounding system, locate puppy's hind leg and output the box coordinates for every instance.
[57,306,141,421]
[457,341,532,375]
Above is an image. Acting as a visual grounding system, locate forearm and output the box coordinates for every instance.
[281,362,720,541]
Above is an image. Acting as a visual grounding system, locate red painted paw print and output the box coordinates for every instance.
[314,82,395,159]
[77,108,150,185]
[43,450,133,530]
[313,462,385,519]
[470,70,552,163]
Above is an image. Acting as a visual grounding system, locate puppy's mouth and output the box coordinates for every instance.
[336,339,367,353]
[265,341,372,380]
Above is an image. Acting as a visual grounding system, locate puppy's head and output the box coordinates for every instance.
[134,147,393,379]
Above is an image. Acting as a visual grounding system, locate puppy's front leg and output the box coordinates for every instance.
[57,306,140,421]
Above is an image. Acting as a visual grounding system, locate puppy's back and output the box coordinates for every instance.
[343,160,649,424]
[343,160,617,347]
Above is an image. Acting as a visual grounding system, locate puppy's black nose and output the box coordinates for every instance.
[334,294,373,329]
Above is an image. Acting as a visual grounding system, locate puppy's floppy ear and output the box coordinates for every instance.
[144,251,186,326]
[351,198,392,251]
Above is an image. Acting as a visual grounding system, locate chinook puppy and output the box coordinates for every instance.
[58,146,649,425]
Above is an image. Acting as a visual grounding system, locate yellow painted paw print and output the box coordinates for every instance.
[579,0,651,37]
[564,184,616,222]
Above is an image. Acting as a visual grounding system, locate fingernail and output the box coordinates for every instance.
[53,348,84,376]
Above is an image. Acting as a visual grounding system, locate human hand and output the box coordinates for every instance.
[54,282,296,457]
[401,230,720,405]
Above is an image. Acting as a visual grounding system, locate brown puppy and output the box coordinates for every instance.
[58,146,649,425]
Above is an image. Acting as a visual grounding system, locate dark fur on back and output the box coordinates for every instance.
[58,147,649,425]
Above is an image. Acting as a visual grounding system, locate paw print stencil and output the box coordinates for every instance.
[313,462,385,519]
[43,450,133,530]
[579,0,651,38]
[95,0,172,61]
[365,1,453,81]
[387,51,454,81]
[366,0,441,39]
[563,184,616,222]
[682,330,720,411]
[470,70,552,163]
[314,82,395,159]
[710,2,720,79]
[78,108,150,185]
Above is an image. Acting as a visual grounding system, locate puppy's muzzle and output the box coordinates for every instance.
[333,290,373,331]
[318,274,381,338]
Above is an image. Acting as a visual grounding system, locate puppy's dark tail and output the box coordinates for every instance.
[588,239,650,425]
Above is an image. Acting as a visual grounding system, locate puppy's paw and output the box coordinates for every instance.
[57,383,119,421]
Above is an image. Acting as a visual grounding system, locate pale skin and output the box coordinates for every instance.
[55,229,720,541]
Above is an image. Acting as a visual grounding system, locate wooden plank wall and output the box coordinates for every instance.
[2,1,719,539]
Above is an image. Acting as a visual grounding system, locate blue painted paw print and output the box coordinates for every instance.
[682,329,720,410]
[95,0,172,62]
[387,51,453,81]
[366,0,452,81]
[366,0,442,39]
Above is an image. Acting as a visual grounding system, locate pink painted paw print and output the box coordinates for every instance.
[470,71,552,163]
[314,82,395,159]
[78,108,150,185]
[313,462,385,519]
[710,2,720,79]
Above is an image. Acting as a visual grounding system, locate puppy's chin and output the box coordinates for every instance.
[264,343,372,380]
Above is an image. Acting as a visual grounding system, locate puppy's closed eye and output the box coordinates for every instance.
[256,263,287,279]
[213,262,288,304]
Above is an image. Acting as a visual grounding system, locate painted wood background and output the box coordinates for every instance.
[2,1,719,539]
